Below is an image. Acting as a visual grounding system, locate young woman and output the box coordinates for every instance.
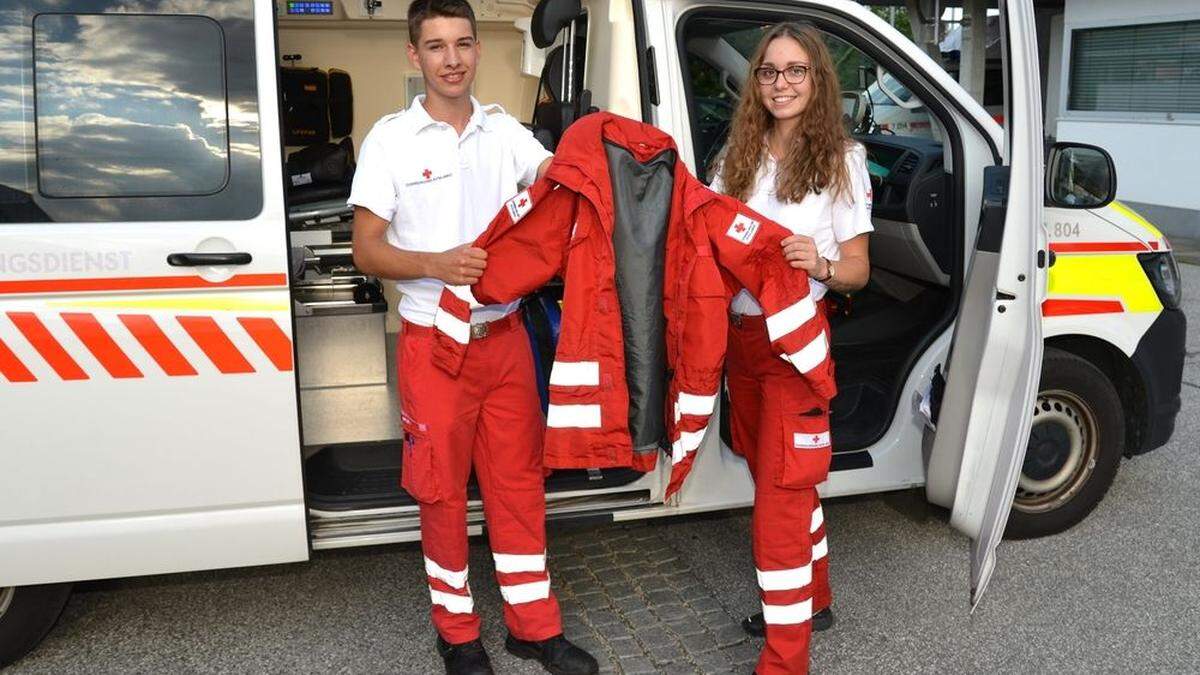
[709,22,872,674]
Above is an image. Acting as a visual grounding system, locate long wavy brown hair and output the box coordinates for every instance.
[717,22,852,204]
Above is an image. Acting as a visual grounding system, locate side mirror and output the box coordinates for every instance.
[841,91,868,132]
[1045,142,1116,209]
[841,91,860,120]
[857,64,873,91]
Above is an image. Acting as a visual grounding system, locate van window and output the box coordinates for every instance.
[0,1,261,223]
[34,14,230,198]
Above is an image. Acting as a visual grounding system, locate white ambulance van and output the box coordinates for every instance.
[0,0,1185,665]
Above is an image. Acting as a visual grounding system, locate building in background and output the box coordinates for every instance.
[871,1,1198,242]
[1044,1,1199,243]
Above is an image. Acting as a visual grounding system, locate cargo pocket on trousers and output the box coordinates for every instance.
[400,422,441,504]
[777,408,833,489]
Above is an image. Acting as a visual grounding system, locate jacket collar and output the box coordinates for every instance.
[549,112,673,175]
[547,112,717,227]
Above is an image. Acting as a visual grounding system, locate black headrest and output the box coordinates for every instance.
[540,43,587,102]
[530,0,581,48]
[542,45,564,101]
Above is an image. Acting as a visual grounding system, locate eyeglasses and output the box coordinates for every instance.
[755,64,810,86]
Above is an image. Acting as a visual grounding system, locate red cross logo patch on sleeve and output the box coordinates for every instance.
[725,213,760,245]
[506,189,533,223]
[422,168,432,180]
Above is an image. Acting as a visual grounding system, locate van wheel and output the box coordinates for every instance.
[0,583,73,667]
[1005,349,1124,540]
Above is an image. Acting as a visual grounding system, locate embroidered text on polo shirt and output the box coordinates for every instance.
[405,168,453,187]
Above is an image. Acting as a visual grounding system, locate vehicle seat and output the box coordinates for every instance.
[528,0,586,150]
[828,271,949,350]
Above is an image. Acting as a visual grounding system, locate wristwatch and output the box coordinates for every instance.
[815,256,835,283]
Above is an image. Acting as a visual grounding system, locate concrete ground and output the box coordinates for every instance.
[9,265,1198,674]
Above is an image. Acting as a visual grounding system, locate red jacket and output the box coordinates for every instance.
[433,113,835,496]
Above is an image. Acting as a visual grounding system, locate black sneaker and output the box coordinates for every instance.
[436,635,494,675]
[741,607,835,637]
[505,633,599,675]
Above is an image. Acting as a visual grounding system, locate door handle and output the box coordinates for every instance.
[167,252,253,267]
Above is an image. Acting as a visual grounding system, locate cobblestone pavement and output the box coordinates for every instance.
[547,527,759,674]
[11,519,769,675]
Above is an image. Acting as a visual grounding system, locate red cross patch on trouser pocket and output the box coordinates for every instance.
[777,408,832,489]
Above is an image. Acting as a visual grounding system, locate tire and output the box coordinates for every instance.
[0,583,73,667]
[1004,348,1124,540]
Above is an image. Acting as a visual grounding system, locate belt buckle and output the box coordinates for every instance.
[470,322,489,339]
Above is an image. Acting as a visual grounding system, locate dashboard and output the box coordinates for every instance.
[854,133,955,285]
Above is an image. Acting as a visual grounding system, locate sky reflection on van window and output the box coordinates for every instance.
[34,13,230,197]
[0,0,261,223]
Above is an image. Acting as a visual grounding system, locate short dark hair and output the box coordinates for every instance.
[407,0,477,45]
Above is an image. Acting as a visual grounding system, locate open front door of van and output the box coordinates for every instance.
[924,0,1045,609]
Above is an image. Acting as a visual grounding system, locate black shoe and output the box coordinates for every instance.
[505,633,599,675]
[436,636,494,675]
[741,607,835,637]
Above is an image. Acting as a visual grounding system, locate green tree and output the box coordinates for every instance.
[869,6,913,40]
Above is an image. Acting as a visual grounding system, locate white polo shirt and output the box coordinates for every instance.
[711,143,874,312]
[348,95,553,326]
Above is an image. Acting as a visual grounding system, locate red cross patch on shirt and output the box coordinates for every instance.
[406,168,449,186]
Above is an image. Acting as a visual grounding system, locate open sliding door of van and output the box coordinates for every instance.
[0,0,307,586]
[924,0,1045,608]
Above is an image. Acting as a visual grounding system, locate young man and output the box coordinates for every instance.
[348,2,597,673]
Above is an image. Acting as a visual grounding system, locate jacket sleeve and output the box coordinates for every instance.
[703,194,837,401]
[470,178,578,305]
[430,177,576,376]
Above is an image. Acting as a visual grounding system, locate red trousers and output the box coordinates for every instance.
[727,313,833,675]
[398,312,562,644]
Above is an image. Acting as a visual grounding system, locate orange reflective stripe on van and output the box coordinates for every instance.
[1,310,294,382]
